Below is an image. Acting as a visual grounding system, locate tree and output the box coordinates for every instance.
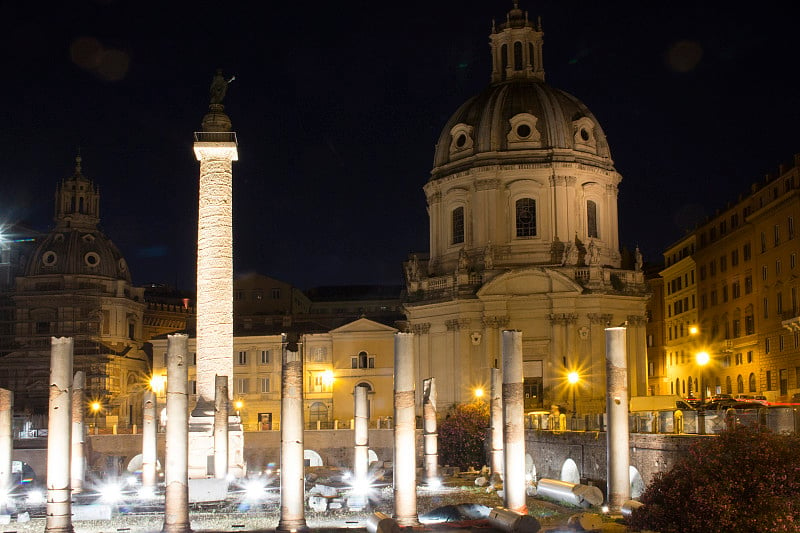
[437,401,490,471]
[628,425,800,533]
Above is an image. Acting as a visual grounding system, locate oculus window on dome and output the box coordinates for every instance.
[42,251,57,266]
[84,252,100,267]
[508,113,542,149]
[572,117,597,153]
[449,123,474,158]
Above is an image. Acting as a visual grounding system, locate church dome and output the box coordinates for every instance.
[26,228,131,281]
[432,79,613,174]
[431,3,614,178]
[24,156,132,282]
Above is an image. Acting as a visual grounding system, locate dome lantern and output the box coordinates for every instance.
[490,1,544,83]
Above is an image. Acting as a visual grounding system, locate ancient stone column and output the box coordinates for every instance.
[214,375,229,479]
[489,367,504,478]
[70,371,85,493]
[393,332,419,527]
[502,330,526,514]
[354,384,369,492]
[142,390,158,490]
[0,388,12,515]
[46,337,73,533]
[605,326,630,512]
[163,334,190,533]
[277,346,308,533]
[193,77,238,414]
[422,377,439,485]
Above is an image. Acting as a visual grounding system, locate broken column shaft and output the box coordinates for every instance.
[46,337,73,533]
[163,334,190,533]
[354,384,369,491]
[142,390,158,489]
[393,332,419,527]
[502,330,526,514]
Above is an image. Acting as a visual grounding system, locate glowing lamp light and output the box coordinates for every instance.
[322,370,334,387]
[90,401,102,413]
[149,374,166,393]
[567,371,580,385]
[99,482,124,504]
[474,387,484,399]
[696,351,710,366]
[234,400,244,411]
[689,325,699,336]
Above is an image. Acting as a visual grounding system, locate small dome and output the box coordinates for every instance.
[432,79,613,175]
[26,229,131,282]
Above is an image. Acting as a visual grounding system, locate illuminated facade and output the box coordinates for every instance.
[150,317,395,430]
[675,157,800,401]
[403,3,650,412]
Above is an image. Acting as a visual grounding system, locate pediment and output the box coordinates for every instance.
[330,317,398,334]
[477,267,583,297]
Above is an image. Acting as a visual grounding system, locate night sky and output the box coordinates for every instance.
[2,0,797,291]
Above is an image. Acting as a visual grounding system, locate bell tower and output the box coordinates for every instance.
[490,1,545,83]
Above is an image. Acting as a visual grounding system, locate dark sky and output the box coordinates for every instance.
[2,0,797,291]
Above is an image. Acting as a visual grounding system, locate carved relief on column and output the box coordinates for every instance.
[411,323,431,335]
[548,313,577,326]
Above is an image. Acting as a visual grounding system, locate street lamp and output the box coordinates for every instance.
[234,399,243,417]
[90,401,102,434]
[473,387,484,400]
[567,371,580,426]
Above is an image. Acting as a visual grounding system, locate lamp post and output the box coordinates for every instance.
[90,401,102,435]
[696,351,710,434]
[567,371,579,429]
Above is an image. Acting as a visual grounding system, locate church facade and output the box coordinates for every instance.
[403,3,650,413]
[0,157,150,425]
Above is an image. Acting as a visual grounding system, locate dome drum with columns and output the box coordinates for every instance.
[404,2,650,410]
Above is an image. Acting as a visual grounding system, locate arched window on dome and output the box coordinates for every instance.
[452,206,465,245]
[528,42,534,68]
[515,198,536,237]
[587,200,599,239]
[513,41,523,71]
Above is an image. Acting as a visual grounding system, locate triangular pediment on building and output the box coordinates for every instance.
[330,317,398,334]
[477,267,584,298]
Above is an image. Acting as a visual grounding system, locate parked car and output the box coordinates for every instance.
[675,400,697,411]
[753,395,769,405]
[683,397,703,408]
[710,394,733,403]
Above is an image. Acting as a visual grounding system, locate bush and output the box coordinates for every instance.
[628,425,800,533]
[437,401,490,470]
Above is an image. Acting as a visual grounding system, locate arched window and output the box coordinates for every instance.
[309,402,327,423]
[451,207,464,245]
[587,200,599,238]
[737,375,744,393]
[513,41,523,71]
[725,376,732,394]
[675,378,680,395]
[749,373,757,392]
[516,198,536,237]
[501,44,508,80]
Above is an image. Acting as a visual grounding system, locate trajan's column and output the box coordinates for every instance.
[191,69,241,478]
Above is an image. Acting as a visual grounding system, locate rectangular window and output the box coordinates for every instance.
[722,285,729,302]
[745,315,755,335]
[732,319,741,338]
[711,291,718,305]
[764,297,769,319]
[774,224,781,246]
[252,289,263,302]
[762,266,768,280]
[745,276,753,294]
[237,378,248,394]
[700,294,707,310]
[238,351,247,365]
[791,253,797,269]
[189,380,197,395]
[743,243,752,261]
[731,249,739,267]
[761,232,767,253]
[779,334,785,351]
[766,370,772,390]
[765,338,771,355]
[789,217,795,239]
[732,281,741,299]
[261,350,270,364]
[709,261,716,276]
[776,260,782,275]
[234,290,244,300]
[778,292,783,314]
[192,352,197,366]
[731,213,739,228]
[720,255,727,272]
[699,266,707,281]
[452,206,465,244]
[271,288,281,299]
[516,198,537,237]
[747,351,753,363]
[260,377,270,393]
[735,352,743,365]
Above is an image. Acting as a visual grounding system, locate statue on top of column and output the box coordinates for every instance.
[209,69,235,105]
